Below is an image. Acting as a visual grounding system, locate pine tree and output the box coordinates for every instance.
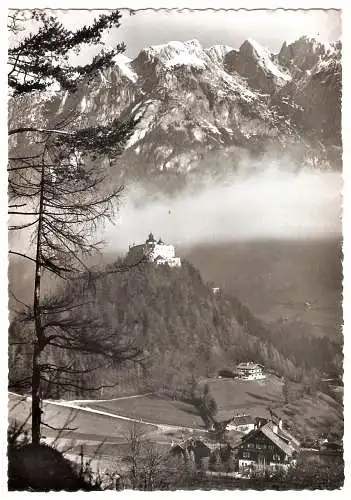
[8,9,141,445]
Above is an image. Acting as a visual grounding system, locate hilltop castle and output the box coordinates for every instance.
[127,233,181,267]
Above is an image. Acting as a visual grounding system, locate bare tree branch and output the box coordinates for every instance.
[9,250,37,264]
[9,126,75,137]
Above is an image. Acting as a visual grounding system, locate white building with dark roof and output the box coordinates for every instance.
[236,362,265,380]
[226,414,256,433]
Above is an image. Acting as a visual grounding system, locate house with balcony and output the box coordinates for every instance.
[235,416,300,470]
[236,362,265,380]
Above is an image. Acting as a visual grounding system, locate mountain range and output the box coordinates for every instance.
[9,35,341,188]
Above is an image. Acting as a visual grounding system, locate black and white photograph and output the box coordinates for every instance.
[6,2,344,491]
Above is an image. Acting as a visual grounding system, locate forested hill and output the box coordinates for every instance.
[9,260,339,399]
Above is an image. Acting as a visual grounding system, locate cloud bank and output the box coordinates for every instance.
[104,167,342,253]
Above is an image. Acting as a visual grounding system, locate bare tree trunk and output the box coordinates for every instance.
[31,346,42,445]
[31,165,45,445]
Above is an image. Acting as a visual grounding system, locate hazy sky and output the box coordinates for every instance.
[56,8,341,57]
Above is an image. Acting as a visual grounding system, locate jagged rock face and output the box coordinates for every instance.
[275,37,342,151]
[205,44,234,66]
[9,36,342,185]
[278,36,341,74]
[225,39,291,94]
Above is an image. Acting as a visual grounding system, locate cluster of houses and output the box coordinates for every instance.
[170,413,342,475]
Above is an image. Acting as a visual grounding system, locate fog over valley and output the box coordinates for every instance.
[105,168,342,253]
[9,161,342,321]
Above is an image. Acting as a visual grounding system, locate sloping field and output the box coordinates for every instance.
[85,395,205,429]
[9,370,342,453]
[206,377,343,438]
[87,376,342,441]
[88,376,284,426]
[8,393,156,443]
[208,375,284,419]
[278,392,343,439]
[8,393,193,473]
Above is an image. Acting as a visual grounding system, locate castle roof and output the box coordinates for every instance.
[231,415,255,426]
[237,362,263,369]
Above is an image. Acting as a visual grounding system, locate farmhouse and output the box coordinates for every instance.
[235,416,300,470]
[236,362,265,380]
[226,415,256,434]
[127,233,181,267]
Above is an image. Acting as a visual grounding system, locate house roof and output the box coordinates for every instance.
[260,425,295,456]
[267,415,300,447]
[231,415,255,426]
[239,421,299,457]
[277,427,300,447]
[237,362,263,370]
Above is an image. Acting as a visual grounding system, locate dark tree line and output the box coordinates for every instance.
[225,293,342,381]
[10,259,328,404]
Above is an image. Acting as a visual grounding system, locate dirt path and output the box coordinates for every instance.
[47,398,201,433]
[62,393,154,405]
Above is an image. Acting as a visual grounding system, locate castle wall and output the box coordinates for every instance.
[155,257,181,267]
[148,243,175,260]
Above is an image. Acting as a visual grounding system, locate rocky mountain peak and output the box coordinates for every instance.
[135,39,207,69]
[205,44,234,66]
[278,36,341,74]
[112,53,138,83]
[224,39,291,94]
[9,35,342,186]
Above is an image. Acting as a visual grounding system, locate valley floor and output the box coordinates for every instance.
[8,374,343,475]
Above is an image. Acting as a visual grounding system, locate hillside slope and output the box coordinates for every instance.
[9,260,340,401]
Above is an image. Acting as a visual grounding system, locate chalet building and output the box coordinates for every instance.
[127,233,181,267]
[236,362,265,380]
[235,417,300,470]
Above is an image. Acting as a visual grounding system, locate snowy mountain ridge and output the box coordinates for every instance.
[9,35,341,187]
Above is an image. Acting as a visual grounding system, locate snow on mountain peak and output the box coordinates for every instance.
[205,44,234,65]
[141,39,207,69]
[278,36,340,76]
[242,39,291,83]
[184,39,203,50]
[113,53,138,82]
[302,35,339,53]
[165,52,206,69]
[114,53,132,64]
